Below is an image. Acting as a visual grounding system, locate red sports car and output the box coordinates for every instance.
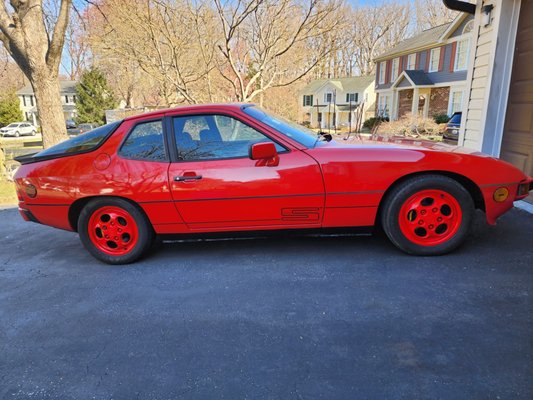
[14,104,532,264]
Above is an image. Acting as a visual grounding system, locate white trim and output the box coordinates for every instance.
[485,0,521,157]
[439,13,469,41]
[454,37,471,72]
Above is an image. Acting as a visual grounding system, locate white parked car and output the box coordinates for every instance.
[0,122,37,137]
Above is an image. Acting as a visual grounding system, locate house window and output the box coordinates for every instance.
[391,58,399,81]
[463,20,474,34]
[303,95,313,107]
[346,93,358,103]
[378,61,386,84]
[378,94,390,117]
[407,54,416,70]
[450,90,463,114]
[454,38,470,71]
[429,48,440,72]
[65,95,69,104]
[30,96,34,107]
[23,96,26,107]
[324,92,333,103]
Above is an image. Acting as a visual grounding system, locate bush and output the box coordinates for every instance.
[301,120,311,128]
[363,116,389,129]
[433,113,450,124]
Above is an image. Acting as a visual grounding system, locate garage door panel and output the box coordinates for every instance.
[502,0,533,177]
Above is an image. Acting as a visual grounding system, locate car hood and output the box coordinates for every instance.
[1,127,16,131]
[327,136,486,156]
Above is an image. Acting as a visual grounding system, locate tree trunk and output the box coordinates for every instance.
[31,76,68,148]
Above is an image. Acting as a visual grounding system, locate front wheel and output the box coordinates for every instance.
[381,175,474,256]
[30,130,36,136]
[14,131,20,137]
[78,198,154,264]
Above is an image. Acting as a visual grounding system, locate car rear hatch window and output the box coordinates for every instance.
[15,121,122,165]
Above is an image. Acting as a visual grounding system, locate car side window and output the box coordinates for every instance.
[173,114,285,161]
[119,120,167,162]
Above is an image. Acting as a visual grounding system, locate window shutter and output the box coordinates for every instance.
[310,95,313,106]
[303,96,306,107]
[439,46,445,71]
[415,53,420,69]
[425,50,431,71]
[355,93,359,103]
[386,60,392,83]
[450,42,457,72]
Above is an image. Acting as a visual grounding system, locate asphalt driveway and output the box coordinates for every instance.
[0,206,532,399]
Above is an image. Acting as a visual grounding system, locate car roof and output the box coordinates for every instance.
[123,103,250,122]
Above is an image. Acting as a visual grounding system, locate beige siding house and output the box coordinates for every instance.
[299,76,376,129]
[450,0,533,176]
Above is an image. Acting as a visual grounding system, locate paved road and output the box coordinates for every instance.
[1,207,532,399]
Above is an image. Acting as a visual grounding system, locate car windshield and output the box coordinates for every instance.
[243,105,318,148]
[7,123,20,127]
[36,121,121,157]
[449,113,461,124]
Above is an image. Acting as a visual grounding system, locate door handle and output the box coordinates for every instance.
[174,174,202,182]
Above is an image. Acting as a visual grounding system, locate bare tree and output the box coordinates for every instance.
[62,6,91,80]
[214,0,340,103]
[0,0,72,147]
[89,0,219,106]
[414,0,458,31]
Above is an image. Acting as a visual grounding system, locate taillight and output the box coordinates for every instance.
[25,183,37,198]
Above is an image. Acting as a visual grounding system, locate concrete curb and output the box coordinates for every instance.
[514,200,533,215]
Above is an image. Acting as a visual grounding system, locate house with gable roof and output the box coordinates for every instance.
[374,13,474,121]
[299,76,376,129]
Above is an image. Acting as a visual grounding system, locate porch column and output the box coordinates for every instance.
[411,87,420,116]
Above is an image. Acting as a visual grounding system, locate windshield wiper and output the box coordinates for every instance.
[313,131,333,147]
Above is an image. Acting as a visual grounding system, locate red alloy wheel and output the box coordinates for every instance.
[398,189,463,246]
[87,206,139,256]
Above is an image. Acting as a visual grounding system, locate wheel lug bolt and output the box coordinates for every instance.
[421,210,426,215]
[105,235,109,239]
[118,229,122,233]
[429,224,434,229]
[103,226,107,230]
[418,220,424,225]
[114,236,118,240]
[437,217,442,222]
[432,208,438,212]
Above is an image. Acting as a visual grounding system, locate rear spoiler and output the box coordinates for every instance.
[14,152,70,165]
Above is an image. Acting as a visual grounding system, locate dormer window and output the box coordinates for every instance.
[303,95,313,106]
[346,93,358,103]
[324,92,333,103]
[463,20,474,35]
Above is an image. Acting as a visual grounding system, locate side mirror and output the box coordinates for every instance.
[249,142,279,166]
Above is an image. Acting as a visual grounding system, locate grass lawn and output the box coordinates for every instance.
[0,179,17,206]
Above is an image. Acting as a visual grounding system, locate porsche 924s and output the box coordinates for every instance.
[14,104,532,264]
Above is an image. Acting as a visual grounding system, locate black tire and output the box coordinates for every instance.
[31,130,36,136]
[78,197,154,264]
[14,131,20,137]
[380,175,474,256]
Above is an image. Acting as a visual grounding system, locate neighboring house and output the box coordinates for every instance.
[441,0,532,177]
[17,80,78,126]
[374,14,474,120]
[299,76,376,129]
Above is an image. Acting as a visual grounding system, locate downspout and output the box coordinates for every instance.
[442,0,476,14]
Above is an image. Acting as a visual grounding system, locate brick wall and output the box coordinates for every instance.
[429,86,450,117]
[398,89,413,118]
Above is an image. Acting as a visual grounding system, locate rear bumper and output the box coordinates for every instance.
[18,201,73,231]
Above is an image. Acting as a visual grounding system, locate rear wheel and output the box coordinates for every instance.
[381,175,474,255]
[78,198,154,264]
[31,130,36,136]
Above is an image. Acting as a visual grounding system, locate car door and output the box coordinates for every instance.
[167,112,325,231]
